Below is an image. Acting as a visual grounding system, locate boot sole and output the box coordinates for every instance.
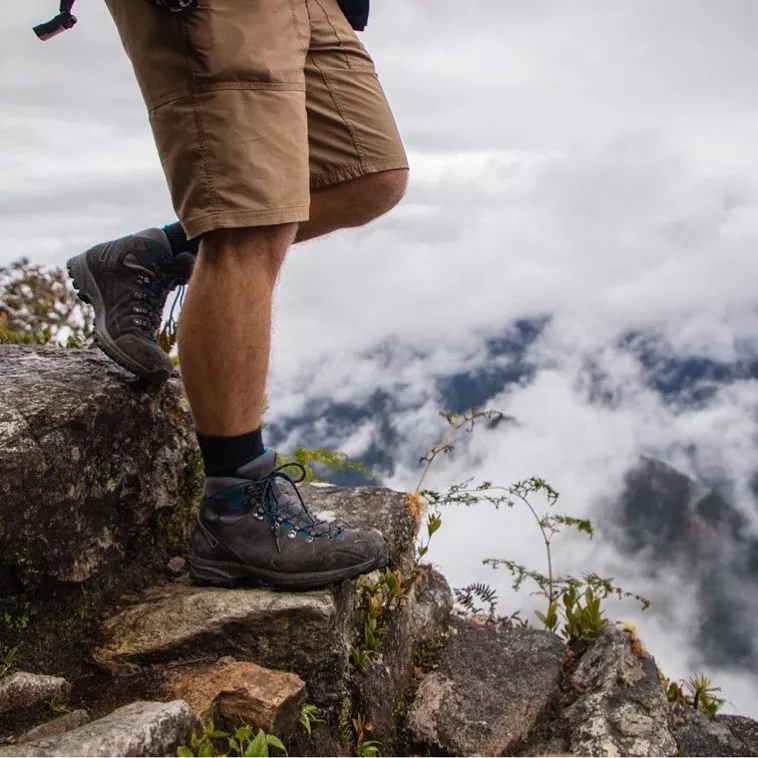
[188,546,389,591]
[67,251,170,385]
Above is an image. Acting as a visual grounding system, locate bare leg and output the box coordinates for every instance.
[177,223,296,437]
[177,169,407,436]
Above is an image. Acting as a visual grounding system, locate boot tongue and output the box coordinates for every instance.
[235,449,278,479]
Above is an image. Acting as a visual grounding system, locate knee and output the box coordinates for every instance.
[364,168,408,218]
[343,168,408,227]
[199,223,297,276]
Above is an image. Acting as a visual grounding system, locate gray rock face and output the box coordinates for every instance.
[564,623,678,757]
[0,346,202,675]
[672,707,758,757]
[94,581,345,698]
[407,566,455,645]
[0,672,71,716]
[407,617,565,756]
[16,710,90,744]
[0,700,192,757]
[0,346,199,582]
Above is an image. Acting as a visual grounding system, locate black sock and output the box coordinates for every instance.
[163,222,200,257]
[196,428,265,478]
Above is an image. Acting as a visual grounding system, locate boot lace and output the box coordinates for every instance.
[245,462,343,551]
[132,254,193,340]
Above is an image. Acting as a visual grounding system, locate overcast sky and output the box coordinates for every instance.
[5,0,758,716]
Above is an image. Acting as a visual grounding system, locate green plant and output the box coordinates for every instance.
[410,410,515,566]
[0,257,93,346]
[177,719,287,758]
[659,670,725,717]
[0,643,21,677]
[178,719,228,758]
[422,474,649,642]
[227,725,287,757]
[47,698,74,714]
[352,715,381,757]
[414,511,442,565]
[453,582,529,628]
[298,703,324,736]
[349,568,406,669]
[280,448,382,485]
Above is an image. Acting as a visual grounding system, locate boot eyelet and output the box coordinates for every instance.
[288,530,297,539]
[305,536,314,544]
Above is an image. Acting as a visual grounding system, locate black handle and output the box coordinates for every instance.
[33,0,77,41]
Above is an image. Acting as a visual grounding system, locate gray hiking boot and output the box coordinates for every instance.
[66,228,194,384]
[189,450,389,590]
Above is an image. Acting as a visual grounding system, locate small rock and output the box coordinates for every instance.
[407,617,565,756]
[564,623,677,757]
[17,710,90,744]
[0,700,193,757]
[167,556,187,575]
[0,672,71,715]
[164,659,304,735]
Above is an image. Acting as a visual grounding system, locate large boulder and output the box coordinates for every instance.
[0,346,202,677]
[562,623,678,757]
[407,617,565,756]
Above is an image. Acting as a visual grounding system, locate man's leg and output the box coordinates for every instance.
[179,221,388,589]
[177,224,295,438]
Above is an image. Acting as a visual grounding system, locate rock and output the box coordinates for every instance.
[16,710,90,744]
[0,700,193,757]
[0,672,71,715]
[94,581,348,703]
[352,566,453,742]
[407,566,454,645]
[407,617,564,756]
[167,556,187,575]
[564,623,677,757]
[671,706,758,757]
[0,346,202,677]
[163,659,304,736]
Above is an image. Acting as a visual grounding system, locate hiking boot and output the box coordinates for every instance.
[66,228,194,384]
[189,450,389,590]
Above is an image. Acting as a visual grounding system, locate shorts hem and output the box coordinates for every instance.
[183,205,311,240]
[310,157,409,189]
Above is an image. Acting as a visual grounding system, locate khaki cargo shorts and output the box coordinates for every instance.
[105,0,409,239]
